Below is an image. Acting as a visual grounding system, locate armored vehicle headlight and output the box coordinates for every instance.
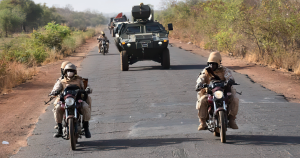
[127,43,131,47]
[122,42,126,45]
[158,42,162,45]
[164,40,168,43]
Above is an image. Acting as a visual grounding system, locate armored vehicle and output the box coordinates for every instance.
[115,4,173,71]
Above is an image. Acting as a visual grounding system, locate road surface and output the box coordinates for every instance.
[13,31,300,158]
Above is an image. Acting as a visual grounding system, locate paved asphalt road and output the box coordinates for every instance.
[13,31,300,158]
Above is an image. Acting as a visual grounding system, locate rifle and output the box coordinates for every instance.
[44,96,56,105]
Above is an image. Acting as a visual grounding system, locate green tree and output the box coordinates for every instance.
[0,8,25,37]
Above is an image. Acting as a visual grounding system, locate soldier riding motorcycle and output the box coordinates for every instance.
[49,63,92,139]
[195,52,239,141]
[98,31,109,54]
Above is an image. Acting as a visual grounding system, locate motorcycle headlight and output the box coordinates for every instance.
[65,98,75,106]
[214,91,224,99]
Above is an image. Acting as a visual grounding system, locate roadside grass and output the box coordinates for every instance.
[156,0,300,75]
[0,23,104,93]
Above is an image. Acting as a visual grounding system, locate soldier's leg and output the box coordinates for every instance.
[107,43,109,52]
[82,102,91,138]
[53,97,60,106]
[86,96,92,111]
[53,104,64,124]
[196,94,208,130]
[98,43,102,53]
[53,97,60,129]
[228,88,239,129]
[53,104,64,137]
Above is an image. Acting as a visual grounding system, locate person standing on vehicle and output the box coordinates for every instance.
[195,52,239,130]
[50,63,92,138]
[98,31,109,53]
[110,21,114,34]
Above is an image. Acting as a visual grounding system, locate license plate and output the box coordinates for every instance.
[142,43,148,48]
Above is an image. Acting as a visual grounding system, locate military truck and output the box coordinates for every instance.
[115,4,173,71]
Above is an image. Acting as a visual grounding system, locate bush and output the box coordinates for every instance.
[0,23,100,93]
[157,0,300,73]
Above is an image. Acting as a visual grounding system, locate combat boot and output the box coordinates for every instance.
[83,121,91,138]
[53,123,63,138]
[228,115,238,129]
[198,118,208,130]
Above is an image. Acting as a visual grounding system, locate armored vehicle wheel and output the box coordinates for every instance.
[161,48,170,69]
[120,50,129,71]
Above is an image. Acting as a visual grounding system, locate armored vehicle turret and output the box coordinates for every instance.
[115,3,173,71]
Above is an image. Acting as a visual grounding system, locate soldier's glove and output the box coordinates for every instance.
[226,79,235,86]
[195,83,203,91]
[85,87,91,94]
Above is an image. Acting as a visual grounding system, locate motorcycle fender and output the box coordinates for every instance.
[215,108,225,115]
[67,115,75,121]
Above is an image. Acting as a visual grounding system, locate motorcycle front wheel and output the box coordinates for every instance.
[69,119,76,150]
[219,111,226,143]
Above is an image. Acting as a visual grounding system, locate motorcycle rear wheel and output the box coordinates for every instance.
[219,111,226,143]
[69,119,76,150]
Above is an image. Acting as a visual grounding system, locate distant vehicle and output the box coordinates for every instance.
[115,3,173,71]
[109,13,128,37]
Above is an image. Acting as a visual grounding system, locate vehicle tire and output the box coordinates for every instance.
[69,119,76,150]
[162,48,170,69]
[112,30,115,37]
[219,111,226,143]
[120,50,129,71]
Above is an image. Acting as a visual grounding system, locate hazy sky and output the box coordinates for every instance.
[32,0,163,14]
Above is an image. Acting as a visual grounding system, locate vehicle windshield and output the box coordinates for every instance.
[146,25,162,32]
[126,26,141,33]
[118,24,122,30]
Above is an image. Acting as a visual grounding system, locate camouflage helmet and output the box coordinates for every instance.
[61,61,71,69]
[63,63,77,74]
[207,52,222,65]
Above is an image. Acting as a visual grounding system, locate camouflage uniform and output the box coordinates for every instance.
[52,76,91,123]
[196,52,239,130]
[98,35,109,53]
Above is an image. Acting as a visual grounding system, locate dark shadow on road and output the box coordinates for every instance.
[170,65,206,70]
[129,65,206,71]
[227,135,300,146]
[226,65,255,71]
[129,66,162,71]
[76,138,201,151]
[86,53,119,57]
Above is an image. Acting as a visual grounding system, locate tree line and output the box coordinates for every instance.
[0,0,107,37]
[156,0,300,74]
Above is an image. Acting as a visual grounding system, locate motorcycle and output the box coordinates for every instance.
[197,78,238,143]
[58,85,87,150]
[97,38,109,55]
